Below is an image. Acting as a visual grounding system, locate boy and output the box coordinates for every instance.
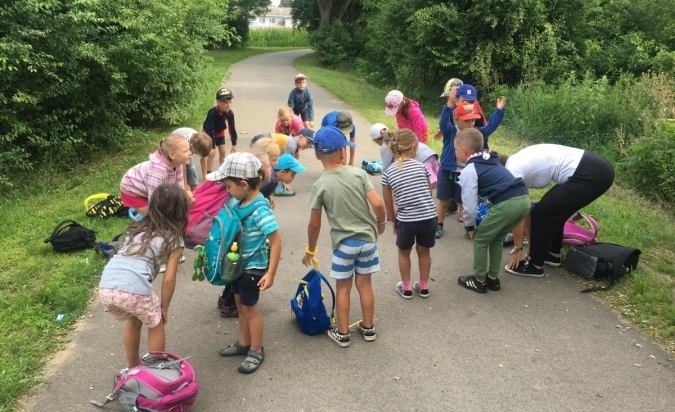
[202,88,238,181]
[302,126,387,347]
[433,95,506,239]
[454,129,530,293]
[320,111,357,166]
[210,152,281,373]
[258,153,306,198]
[287,73,314,129]
[171,127,212,190]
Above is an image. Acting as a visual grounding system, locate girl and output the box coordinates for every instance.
[275,106,304,136]
[384,90,429,144]
[381,129,438,298]
[120,133,194,217]
[98,183,189,368]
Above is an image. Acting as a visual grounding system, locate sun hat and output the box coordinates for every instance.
[314,126,357,154]
[297,128,315,143]
[456,84,478,101]
[335,111,354,135]
[369,123,388,140]
[455,103,482,121]
[274,154,307,173]
[384,90,404,117]
[216,88,234,101]
[294,73,307,81]
[440,78,463,97]
[206,152,261,181]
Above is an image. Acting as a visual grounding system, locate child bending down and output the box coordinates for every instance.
[98,183,189,368]
[302,126,386,348]
[381,129,438,298]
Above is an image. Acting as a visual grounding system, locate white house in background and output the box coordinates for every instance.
[249,7,293,29]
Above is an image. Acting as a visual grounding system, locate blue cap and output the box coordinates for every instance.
[456,84,478,101]
[314,126,357,154]
[297,128,315,142]
[274,154,306,173]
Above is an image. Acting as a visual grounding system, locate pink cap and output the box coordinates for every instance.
[385,90,404,116]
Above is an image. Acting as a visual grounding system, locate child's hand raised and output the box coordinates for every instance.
[433,130,442,140]
[496,96,507,110]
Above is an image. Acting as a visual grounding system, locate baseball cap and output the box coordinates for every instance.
[314,126,357,154]
[297,128,315,143]
[455,103,482,121]
[294,73,307,81]
[384,90,404,116]
[440,78,463,97]
[216,88,233,101]
[335,111,354,135]
[274,154,307,173]
[206,152,261,181]
[456,84,478,101]
[370,123,388,140]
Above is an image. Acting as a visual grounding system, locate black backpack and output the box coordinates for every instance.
[44,220,97,253]
[564,242,641,292]
[85,194,129,218]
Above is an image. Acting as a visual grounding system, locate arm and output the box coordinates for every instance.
[478,97,506,147]
[349,137,356,167]
[287,89,295,110]
[439,106,453,137]
[307,90,314,121]
[203,109,216,138]
[366,189,387,235]
[160,247,181,325]
[274,119,283,134]
[506,218,529,269]
[458,165,479,229]
[302,207,322,266]
[382,185,396,235]
[227,111,238,150]
[258,230,281,291]
[410,107,429,144]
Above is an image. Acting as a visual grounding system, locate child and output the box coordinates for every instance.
[267,154,306,197]
[320,111,356,166]
[454,129,530,293]
[213,152,281,374]
[202,87,238,180]
[370,123,440,187]
[384,90,429,143]
[171,128,213,190]
[433,95,506,239]
[381,129,437,298]
[452,84,487,130]
[287,73,314,128]
[99,183,189,368]
[302,126,387,348]
[275,106,304,136]
[120,133,194,217]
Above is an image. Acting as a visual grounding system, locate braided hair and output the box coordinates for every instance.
[386,128,419,169]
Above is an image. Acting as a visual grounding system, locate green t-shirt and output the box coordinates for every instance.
[309,166,378,250]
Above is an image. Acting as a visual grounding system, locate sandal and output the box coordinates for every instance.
[238,350,264,374]
[219,341,250,357]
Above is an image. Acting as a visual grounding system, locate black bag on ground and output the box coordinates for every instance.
[44,220,97,252]
[564,243,641,292]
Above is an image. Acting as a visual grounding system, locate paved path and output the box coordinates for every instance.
[22,50,674,411]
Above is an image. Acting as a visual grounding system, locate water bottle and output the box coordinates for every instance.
[222,242,240,281]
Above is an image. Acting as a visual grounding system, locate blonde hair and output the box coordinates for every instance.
[191,131,212,157]
[158,133,185,161]
[278,106,293,120]
[246,147,270,165]
[455,128,484,153]
[386,128,419,169]
[251,137,281,160]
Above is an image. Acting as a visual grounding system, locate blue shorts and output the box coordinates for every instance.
[395,217,437,250]
[330,238,380,281]
[186,158,199,186]
[436,168,462,203]
[294,109,312,122]
[230,272,263,307]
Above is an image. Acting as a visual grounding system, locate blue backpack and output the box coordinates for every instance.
[198,197,268,286]
[290,268,336,336]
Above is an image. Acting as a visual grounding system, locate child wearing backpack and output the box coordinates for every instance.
[98,183,190,368]
[302,126,387,348]
[381,129,437,298]
[213,152,281,374]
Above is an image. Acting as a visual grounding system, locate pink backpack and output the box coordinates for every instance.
[186,181,229,245]
[563,213,599,246]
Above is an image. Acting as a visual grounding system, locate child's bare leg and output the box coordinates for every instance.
[238,300,263,353]
[354,274,375,328]
[416,245,431,282]
[123,317,143,368]
[147,322,166,353]
[234,294,251,346]
[458,203,464,221]
[335,279,353,333]
[398,248,412,283]
[436,199,452,224]
[218,145,226,165]
[206,149,215,174]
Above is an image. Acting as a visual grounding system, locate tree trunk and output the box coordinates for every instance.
[316,0,352,26]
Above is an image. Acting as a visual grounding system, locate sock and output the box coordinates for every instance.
[418,280,428,290]
[402,281,412,291]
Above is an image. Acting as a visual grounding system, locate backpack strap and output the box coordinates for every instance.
[44,220,78,243]
[571,213,599,238]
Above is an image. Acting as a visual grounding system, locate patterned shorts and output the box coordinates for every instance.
[99,288,161,328]
[330,238,380,280]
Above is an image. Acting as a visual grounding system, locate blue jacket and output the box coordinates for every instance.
[203,106,238,146]
[287,88,314,121]
[439,106,505,171]
[321,111,356,138]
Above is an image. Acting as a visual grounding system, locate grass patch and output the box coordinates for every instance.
[0,47,283,412]
[295,53,675,354]
[246,28,309,48]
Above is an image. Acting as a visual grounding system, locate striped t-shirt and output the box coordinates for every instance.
[381,159,436,222]
[238,195,279,270]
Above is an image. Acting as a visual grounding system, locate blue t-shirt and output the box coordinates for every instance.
[321,111,356,139]
[236,194,278,270]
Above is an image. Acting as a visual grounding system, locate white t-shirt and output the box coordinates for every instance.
[172,127,197,143]
[505,144,584,188]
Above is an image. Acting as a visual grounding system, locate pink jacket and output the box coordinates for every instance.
[275,115,304,136]
[396,99,428,143]
[120,150,184,201]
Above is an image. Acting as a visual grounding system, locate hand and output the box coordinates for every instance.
[209,149,216,158]
[282,182,292,191]
[496,96,507,110]
[268,196,276,210]
[308,121,315,129]
[506,250,523,269]
[185,190,195,205]
[257,272,274,291]
[433,130,442,140]
[230,145,238,153]
[377,222,385,235]
[160,308,168,325]
[301,253,315,267]
[391,221,397,235]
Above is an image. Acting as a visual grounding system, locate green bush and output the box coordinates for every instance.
[308,21,354,68]
[247,28,309,47]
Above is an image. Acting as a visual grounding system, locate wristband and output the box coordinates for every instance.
[514,246,523,251]
[376,220,386,225]
[305,245,318,255]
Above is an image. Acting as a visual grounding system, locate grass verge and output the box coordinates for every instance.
[0,47,284,412]
[294,53,675,355]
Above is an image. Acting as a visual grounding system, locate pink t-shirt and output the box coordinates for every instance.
[396,99,428,143]
[275,115,304,136]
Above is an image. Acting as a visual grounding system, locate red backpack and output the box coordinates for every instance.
[186,181,229,246]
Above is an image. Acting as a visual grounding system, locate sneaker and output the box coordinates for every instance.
[357,322,377,342]
[447,201,458,214]
[361,160,369,171]
[544,253,563,267]
[395,282,413,299]
[220,306,239,318]
[504,260,545,277]
[412,281,429,298]
[458,275,488,293]
[485,276,501,291]
[464,228,471,239]
[435,225,444,239]
[274,183,295,196]
[327,325,351,347]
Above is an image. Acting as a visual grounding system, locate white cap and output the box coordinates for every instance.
[370,123,388,140]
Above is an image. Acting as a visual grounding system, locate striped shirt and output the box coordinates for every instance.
[381,159,436,222]
[120,150,183,201]
[238,195,278,270]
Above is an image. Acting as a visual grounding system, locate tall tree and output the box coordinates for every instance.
[279,0,293,7]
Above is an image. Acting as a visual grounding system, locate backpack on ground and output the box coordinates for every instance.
[94,233,125,259]
[290,266,336,336]
[90,351,199,412]
[563,213,599,246]
[564,242,641,292]
[85,193,129,218]
[44,220,96,253]
[186,181,229,246]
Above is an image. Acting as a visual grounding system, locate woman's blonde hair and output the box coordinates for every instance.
[158,133,185,161]
[252,137,281,160]
[278,106,293,120]
[386,128,418,169]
